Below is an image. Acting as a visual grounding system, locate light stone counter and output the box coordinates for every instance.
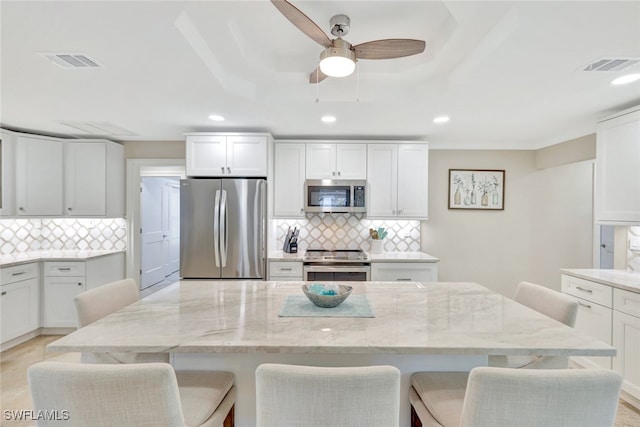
[267,250,304,261]
[0,250,126,268]
[267,250,439,262]
[561,269,640,293]
[48,280,613,356]
[47,280,614,427]
[368,251,439,263]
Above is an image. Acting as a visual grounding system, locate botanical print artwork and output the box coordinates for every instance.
[449,169,505,210]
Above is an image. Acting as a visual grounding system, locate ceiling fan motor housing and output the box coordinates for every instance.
[320,38,355,62]
[330,14,350,37]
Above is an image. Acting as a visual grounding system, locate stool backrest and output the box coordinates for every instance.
[256,363,401,427]
[460,367,622,427]
[74,278,139,327]
[28,361,185,427]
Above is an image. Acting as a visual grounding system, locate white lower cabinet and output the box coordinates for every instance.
[43,262,86,327]
[268,261,303,281]
[43,254,125,328]
[0,263,40,343]
[370,262,438,282]
[613,288,640,402]
[561,274,612,369]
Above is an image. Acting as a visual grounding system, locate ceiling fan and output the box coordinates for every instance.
[271,0,426,83]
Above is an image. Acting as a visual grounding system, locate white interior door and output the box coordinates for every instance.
[141,178,165,289]
[163,183,180,276]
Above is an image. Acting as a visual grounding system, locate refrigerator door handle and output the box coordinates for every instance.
[220,189,228,267]
[213,189,221,267]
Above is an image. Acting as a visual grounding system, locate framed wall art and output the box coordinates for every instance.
[448,169,505,210]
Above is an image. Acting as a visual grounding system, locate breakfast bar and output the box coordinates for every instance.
[48,280,616,426]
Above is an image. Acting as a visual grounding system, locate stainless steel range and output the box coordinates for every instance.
[303,249,370,281]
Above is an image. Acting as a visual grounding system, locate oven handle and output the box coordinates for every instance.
[303,265,371,273]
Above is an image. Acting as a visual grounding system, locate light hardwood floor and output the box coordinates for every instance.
[2,335,640,426]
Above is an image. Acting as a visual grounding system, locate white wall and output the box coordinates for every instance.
[422,150,593,297]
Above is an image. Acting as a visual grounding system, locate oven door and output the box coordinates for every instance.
[303,265,370,282]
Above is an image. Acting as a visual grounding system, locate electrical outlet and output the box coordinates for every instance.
[630,236,640,251]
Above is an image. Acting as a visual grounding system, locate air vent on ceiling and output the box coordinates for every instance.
[40,53,102,69]
[59,121,136,136]
[582,57,640,72]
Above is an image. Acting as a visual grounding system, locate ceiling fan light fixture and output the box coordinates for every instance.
[319,40,356,78]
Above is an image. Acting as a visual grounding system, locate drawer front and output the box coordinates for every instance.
[1,263,38,285]
[614,288,640,318]
[371,263,436,282]
[44,261,86,277]
[561,274,612,307]
[269,261,303,278]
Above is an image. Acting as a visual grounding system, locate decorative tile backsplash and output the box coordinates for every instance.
[629,226,640,272]
[273,214,420,252]
[0,218,127,255]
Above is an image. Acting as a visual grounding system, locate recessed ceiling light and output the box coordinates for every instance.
[321,116,336,123]
[433,115,450,124]
[611,73,640,85]
[208,114,224,121]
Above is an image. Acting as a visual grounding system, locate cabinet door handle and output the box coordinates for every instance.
[68,207,73,211]
[12,272,26,276]
[221,166,225,173]
[577,301,592,309]
[227,167,231,174]
[1,291,6,296]
[77,282,83,286]
[58,267,71,271]
[396,278,412,281]
[19,207,25,211]
[332,171,336,177]
[280,268,292,271]
[337,171,341,177]
[300,208,304,214]
[575,286,593,294]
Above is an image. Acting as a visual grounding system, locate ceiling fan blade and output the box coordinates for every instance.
[353,39,426,60]
[271,0,332,48]
[309,67,328,84]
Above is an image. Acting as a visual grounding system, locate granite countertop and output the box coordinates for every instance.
[561,269,640,293]
[0,250,126,268]
[268,250,439,262]
[48,280,613,357]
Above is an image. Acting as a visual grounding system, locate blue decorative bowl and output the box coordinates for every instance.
[302,284,353,308]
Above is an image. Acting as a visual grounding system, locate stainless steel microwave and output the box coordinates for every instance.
[304,180,367,213]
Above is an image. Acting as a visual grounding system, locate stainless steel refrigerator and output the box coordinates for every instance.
[180,178,266,279]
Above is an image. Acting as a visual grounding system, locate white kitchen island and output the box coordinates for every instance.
[48,280,615,427]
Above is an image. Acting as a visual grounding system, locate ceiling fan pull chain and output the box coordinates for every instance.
[356,61,360,103]
[316,68,320,103]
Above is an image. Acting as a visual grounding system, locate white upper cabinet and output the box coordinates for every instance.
[2,130,124,218]
[367,144,398,217]
[274,143,306,218]
[65,140,124,217]
[367,143,429,219]
[305,143,366,179]
[0,130,17,216]
[595,107,640,224]
[397,144,429,218]
[186,133,268,177]
[15,135,64,216]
